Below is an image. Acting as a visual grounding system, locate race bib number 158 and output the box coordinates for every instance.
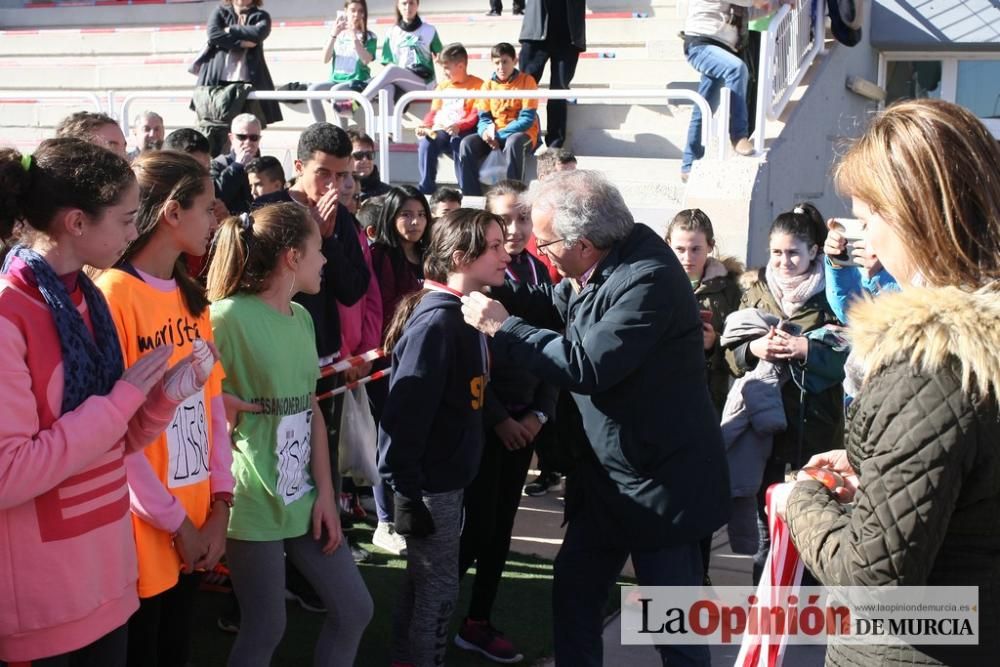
[275,409,314,505]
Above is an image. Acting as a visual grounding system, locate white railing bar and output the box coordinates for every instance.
[377,88,390,182]
[118,90,377,140]
[0,90,103,112]
[768,2,824,121]
[390,88,722,160]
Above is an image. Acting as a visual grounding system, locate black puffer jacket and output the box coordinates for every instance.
[786,286,1000,666]
[197,5,282,125]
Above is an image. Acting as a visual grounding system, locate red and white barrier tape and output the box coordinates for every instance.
[319,347,385,378]
[316,368,390,401]
[735,483,805,667]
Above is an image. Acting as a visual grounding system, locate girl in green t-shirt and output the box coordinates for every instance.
[207,203,372,665]
[362,0,443,117]
[307,0,378,123]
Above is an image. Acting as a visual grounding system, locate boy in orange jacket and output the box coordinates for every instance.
[458,42,539,195]
[415,43,484,195]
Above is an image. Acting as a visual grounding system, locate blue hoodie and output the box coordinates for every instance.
[378,290,488,499]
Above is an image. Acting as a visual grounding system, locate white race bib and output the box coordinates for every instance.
[275,409,314,505]
[166,391,211,489]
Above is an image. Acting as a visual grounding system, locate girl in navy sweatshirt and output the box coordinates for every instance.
[378,208,510,667]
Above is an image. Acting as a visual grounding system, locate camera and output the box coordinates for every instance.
[828,218,864,268]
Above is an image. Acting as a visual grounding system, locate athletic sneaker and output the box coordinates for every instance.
[524,472,561,497]
[351,543,372,564]
[455,618,523,663]
[285,586,326,613]
[372,521,408,556]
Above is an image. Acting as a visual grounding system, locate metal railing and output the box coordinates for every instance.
[753,0,825,153]
[0,90,103,112]
[387,88,725,182]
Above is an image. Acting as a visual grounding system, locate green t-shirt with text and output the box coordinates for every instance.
[210,295,321,541]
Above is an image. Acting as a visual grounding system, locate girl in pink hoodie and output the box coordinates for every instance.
[0,139,208,665]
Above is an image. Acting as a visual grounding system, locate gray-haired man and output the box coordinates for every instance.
[462,170,729,666]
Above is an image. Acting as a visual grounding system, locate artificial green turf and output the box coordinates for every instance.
[189,522,628,666]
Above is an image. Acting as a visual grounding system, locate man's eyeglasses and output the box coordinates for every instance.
[352,150,374,161]
[535,237,565,250]
[235,133,261,142]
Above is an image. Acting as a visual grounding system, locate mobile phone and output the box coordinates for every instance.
[336,10,346,22]
[828,218,864,268]
[777,319,802,336]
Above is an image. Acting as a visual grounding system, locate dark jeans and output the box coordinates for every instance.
[552,501,710,666]
[2,623,128,667]
[416,131,467,195]
[458,426,538,621]
[518,40,581,148]
[458,132,533,196]
[126,573,201,667]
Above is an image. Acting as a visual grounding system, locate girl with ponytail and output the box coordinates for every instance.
[95,149,232,667]
[721,202,846,582]
[206,203,372,666]
[377,208,510,667]
[0,139,208,665]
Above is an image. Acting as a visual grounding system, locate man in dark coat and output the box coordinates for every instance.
[462,170,730,666]
[518,0,586,149]
[196,0,282,126]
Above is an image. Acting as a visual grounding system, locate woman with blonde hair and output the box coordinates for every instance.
[779,98,1000,665]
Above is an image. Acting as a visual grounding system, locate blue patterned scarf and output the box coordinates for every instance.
[3,246,124,413]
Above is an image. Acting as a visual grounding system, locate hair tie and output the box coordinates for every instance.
[20,153,33,173]
[239,212,254,231]
[793,206,805,215]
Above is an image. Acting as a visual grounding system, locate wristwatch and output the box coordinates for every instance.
[531,410,549,425]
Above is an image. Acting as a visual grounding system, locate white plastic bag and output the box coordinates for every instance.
[338,385,379,486]
[478,148,508,187]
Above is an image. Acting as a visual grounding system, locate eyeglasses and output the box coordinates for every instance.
[235,133,261,142]
[535,237,565,250]
[352,150,374,160]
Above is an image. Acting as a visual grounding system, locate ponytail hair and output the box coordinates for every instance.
[0,138,135,249]
[206,202,314,301]
[383,208,504,352]
[127,150,211,316]
[769,202,827,251]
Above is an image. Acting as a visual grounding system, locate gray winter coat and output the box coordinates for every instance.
[719,309,788,498]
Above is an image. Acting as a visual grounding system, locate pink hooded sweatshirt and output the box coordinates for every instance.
[0,261,179,662]
[337,216,382,360]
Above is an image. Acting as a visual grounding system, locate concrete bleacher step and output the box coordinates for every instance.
[0,16,686,57]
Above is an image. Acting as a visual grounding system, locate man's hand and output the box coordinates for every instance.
[312,187,340,237]
[494,417,532,451]
[461,292,510,337]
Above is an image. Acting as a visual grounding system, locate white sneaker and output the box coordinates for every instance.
[373,521,408,556]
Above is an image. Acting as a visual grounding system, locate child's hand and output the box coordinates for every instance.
[222,392,262,433]
[771,330,809,360]
[194,503,229,570]
[173,517,208,573]
[415,126,429,138]
[702,321,717,350]
[748,328,783,362]
[312,490,343,555]
[443,124,460,136]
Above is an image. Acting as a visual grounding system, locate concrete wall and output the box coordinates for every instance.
[743,16,879,268]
